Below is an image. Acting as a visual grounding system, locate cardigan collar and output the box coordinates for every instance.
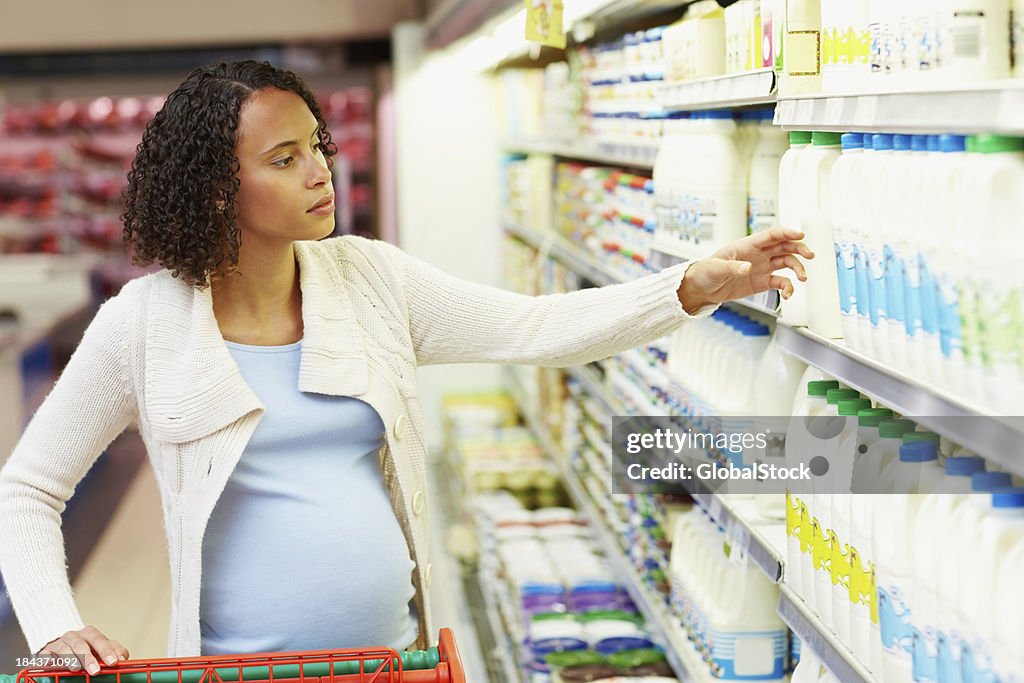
[145,241,369,443]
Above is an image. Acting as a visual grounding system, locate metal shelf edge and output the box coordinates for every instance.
[777,585,876,683]
[773,324,1024,475]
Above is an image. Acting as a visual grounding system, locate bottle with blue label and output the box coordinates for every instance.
[883,134,913,369]
[866,134,895,361]
[901,135,932,381]
[831,133,865,347]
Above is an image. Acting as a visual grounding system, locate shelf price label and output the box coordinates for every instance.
[525,0,566,49]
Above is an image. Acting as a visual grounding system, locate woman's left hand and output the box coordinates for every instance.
[677,227,814,314]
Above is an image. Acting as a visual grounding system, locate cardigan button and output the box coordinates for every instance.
[424,562,433,589]
[394,414,407,440]
[412,489,425,516]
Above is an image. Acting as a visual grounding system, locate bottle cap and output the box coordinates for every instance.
[826,388,860,404]
[894,134,912,151]
[927,135,941,153]
[973,134,1024,154]
[790,131,812,145]
[812,131,842,146]
[971,471,1013,492]
[704,110,734,120]
[939,134,966,153]
[858,408,894,427]
[911,135,929,152]
[838,398,872,416]
[902,431,940,445]
[878,419,917,438]
[807,380,841,397]
[991,488,1024,508]
[899,440,938,462]
[841,133,864,150]
[945,456,985,476]
[873,134,894,151]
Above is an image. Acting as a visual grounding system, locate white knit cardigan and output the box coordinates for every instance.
[0,236,712,656]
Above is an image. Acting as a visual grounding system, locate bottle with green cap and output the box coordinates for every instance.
[825,396,872,644]
[785,374,841,608]
[798,130,844,339]
[848,417,917,673]
[960,134,1024,414]
[778,131,814,327]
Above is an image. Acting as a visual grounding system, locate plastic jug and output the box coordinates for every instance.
[799,132,844,339]
[936,471,1013,683]
[992,538,1024,683]
[779,131,813,326]
[748,114,788,235]
[959,488,1024,683]
[831,133,865,348]
[874,441,945,683]
[912,456,987,683]
[785,375,840,602]
[865,134,895,361]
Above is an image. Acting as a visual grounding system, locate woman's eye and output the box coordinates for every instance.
[273,156,294,167]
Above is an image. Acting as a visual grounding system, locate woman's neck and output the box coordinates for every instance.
[212,247,304,345]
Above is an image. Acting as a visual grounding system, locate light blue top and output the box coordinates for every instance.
[199,340,416,655]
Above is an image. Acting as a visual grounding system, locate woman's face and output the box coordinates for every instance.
[232,87,335,246]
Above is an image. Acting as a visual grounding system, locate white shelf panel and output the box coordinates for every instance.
[505,222,778,316]
[774,324,1024,476]
[504,139,658,169]
[659,69,777,111]
[776,81,1024,134]
[777,585,876,683]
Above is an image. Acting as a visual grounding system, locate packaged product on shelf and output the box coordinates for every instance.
[669,506,787,682]
[747,113,788,236]
[780,0,823,95]
[872,441,946,682]
[911,455,986,683]
[662,1,727,82]
[778,132,813,327]
[830,133,865,346]
[993,536,1024,683]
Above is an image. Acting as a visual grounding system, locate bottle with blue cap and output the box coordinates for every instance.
[935,470,1013,683]
[882,134,915,370]
[900,134,935,382]
[852,133,874,355]
[831,132,866,348]
[863,133,895,362]
[911,455,986,683]
[919,135,967,388]
[959,485,1024,683]
[873,439,946,683]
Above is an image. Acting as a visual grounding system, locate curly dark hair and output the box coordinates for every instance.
[122,60,336,288]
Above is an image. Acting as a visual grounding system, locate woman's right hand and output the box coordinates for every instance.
[39,626,129,674]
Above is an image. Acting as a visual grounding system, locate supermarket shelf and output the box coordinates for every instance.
[504,222,777,315]
[659,68,777,111]
[509,383,703,683]
[564,365,785,582]
[777,585,876,683]
[504,222,621,286]
[504,139,658,169]
[477,570,525,683]
[775,81,1024,134]
[774,324,1024,476]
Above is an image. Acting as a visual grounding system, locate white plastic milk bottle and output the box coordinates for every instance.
[799,132,844,339]
[778,132,813,326]
[912,456,987,683]
[830,133,865,348]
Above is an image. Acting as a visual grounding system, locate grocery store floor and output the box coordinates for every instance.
[0,435,488,681]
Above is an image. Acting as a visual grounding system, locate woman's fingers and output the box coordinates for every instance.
[764,240,814,259]
[769,274,795,299]
[41,627,128,674]
[771,254,808,281]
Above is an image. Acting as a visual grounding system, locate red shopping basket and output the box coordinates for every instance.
[13,629,465,683]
